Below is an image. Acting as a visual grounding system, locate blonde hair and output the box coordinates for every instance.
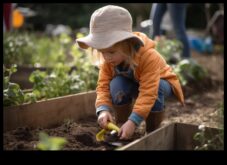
[91,39,138,71]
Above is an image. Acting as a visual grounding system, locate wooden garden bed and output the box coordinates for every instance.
[4,91,97,132]
[4,90,222,150]
[3,91,142,150]
[118,122,222,150]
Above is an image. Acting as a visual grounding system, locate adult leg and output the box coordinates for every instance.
[167,3,191,58]
[150,3,167,39]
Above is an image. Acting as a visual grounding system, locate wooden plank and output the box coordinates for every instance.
[4,91,96,132]
[118,123,175,150]
[175,122,221,150]
[120,122,221,150]
[174,123,199,150]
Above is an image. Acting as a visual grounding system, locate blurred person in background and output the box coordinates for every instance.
[150,3,191,59]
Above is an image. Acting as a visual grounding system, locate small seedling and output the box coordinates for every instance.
[36,132,67,150]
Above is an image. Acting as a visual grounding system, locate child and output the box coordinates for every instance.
[76,5,184,140]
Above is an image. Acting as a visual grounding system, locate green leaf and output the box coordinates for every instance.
[37,132,67,150]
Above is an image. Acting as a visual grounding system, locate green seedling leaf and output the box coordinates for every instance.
[37,132,67,150]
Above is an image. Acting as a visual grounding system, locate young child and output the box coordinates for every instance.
[76,5,184,140]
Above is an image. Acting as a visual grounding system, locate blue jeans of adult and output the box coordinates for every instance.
[150,3,191,58]
[110,75,173,112]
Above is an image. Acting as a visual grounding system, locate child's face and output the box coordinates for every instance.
[98,47,126,66]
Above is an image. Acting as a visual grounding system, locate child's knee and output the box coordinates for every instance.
[110,76,132,105]
[112,90,131,105]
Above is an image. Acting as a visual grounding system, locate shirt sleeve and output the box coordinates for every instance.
[96,105,111,116]
[128,112,144,126]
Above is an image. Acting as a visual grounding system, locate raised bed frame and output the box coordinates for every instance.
[118,122,221,150]
[4,91,96,132]
[4,91,221,150]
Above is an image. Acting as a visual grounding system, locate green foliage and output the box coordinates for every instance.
[32,33,70,67]
[4,31,98,91]
[3,64,17,89]
[29,64,86,100]
[3,32,36,66]
[155,36,183,62]
[36,132,67,150]
[24,92,37,104]
[154,36,208,86]
[173,59,208,86]
[4,32,72,67]
[193,104,224,150]
[193,125,224,150]
[3,32,98,106]
[3,59,98,107]
[4,82,25,107]
[3,65,25,107]
[3,63,96,107]
[3,65,38,107]
[70,36,98,91]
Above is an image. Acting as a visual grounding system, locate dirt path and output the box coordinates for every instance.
[3,51,224,150]
[161,51,224,129]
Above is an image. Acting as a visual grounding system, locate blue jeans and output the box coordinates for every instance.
[110,75,173,112]
[150,3,191,58]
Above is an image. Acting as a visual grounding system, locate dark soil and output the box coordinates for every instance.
[3,116,144,150]
[3,51,224,150]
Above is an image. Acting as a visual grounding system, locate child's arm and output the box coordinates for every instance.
[130,49,162,124]
[95,63,113,116]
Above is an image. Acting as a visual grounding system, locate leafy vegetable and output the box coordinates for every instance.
[36,132,67,150]
[173,59,207,86]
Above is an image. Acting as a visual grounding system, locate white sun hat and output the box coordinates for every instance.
[76,5,144,49]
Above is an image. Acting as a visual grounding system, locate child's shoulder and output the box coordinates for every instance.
[133,32,155,44]
[133,31,148,40]
[133,32,156,53]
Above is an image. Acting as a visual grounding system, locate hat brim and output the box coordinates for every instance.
[76,31,144,49]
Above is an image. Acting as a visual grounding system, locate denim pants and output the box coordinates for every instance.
[150,3,190,58]
[110,75,173,112]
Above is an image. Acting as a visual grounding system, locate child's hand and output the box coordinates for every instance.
[97,111,113,129]
[118,120,136,140]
